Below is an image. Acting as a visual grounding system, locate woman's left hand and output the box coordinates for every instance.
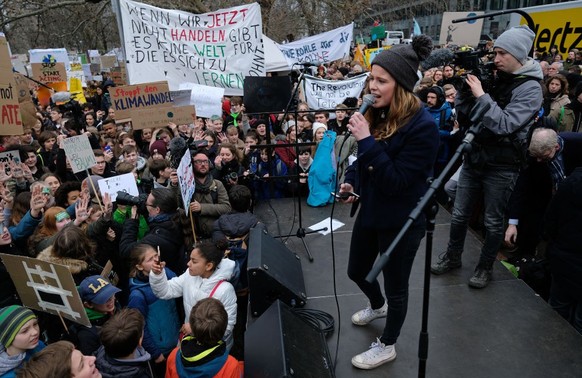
[348,112,371,141]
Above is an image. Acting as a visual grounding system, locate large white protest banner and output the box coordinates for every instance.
[62,135,96,173]
[303,73,368,109]
[177,149,195,212]
[117,0,265,95]
[276,24,353,66]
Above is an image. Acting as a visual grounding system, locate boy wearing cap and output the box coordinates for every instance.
[0,305,45,378]
[431,25,544,288]
[73,275,121,356]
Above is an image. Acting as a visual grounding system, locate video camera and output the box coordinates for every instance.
[453,49,496,95]
[116,191,148,214]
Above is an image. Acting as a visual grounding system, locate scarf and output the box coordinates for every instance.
[0,346,25,375]
[549,136,566,192]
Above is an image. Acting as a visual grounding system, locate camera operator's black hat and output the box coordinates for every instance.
[372,35,432,92]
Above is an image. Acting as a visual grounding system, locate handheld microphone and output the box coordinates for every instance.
[345,94,376,137]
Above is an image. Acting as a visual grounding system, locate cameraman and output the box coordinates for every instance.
[431,25,543,288]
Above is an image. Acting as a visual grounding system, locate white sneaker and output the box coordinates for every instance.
[352,338,396,369]
[351,302,388,325]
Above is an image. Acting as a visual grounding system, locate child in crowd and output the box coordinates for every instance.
[16,340,101,378]
[242,131,260,176]
[165,298,242,378]
[0,306,45,378]
[212,185,259,361]
[95,308,153,378]
[127,244,180,376]
[225,125,245,156]
[149,240,237,351]
[291,146,313,197]
[254,146,289,200]
[73,275,121,356]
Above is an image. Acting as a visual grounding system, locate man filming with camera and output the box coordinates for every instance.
[431,25,543,288]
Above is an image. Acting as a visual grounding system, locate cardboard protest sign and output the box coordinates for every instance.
[439,12,485,46]
[91,64,102,76]
[109,81,172,123]
[100,55,117,69]
[13,73,37,129]
[0,254,91,327]
[276,24,353,66]
[0,35,23,135]
[0,36,12,80]
[31,62,67,84]
[303,73,368,109]
[243,76,292,114]
[118,0,265,94]
[182,83,224,118]
[131,105,195,130]
[177,149,195,212]
[62,134,97,173]
[98,173,139,202]
[110,67,126,86]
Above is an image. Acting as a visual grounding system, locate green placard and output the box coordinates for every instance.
[370,25,386,41]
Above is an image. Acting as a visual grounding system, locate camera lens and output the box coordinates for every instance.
[229,172,238,180]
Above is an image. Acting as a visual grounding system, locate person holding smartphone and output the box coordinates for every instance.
[338,35,439,370]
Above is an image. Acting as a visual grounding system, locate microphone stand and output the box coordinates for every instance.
[364,117,483,377]
[271,64,327,262]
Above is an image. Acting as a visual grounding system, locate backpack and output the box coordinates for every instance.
[224,233,249,295]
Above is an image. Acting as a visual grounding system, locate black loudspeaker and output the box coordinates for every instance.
[247,224,307,317]
[245,300,335,378]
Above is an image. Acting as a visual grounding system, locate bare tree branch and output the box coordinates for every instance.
[0,0,94,28]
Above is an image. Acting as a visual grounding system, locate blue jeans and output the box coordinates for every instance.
[347,215,425,345]
[448,163,519,266]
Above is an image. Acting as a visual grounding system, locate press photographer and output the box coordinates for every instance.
[431,25,544,289]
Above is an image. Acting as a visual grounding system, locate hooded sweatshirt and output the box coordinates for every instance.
[95,345,152,378]
[149,258,237,334]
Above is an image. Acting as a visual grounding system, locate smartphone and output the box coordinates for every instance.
[331,191,360,199]
[104,145,112,153]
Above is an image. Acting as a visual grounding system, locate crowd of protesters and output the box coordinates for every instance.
[0,34,581,377]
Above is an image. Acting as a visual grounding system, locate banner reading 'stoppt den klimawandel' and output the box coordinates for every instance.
[116,0,265,95]
[275,23,353,68]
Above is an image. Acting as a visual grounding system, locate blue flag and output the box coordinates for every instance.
[413,18,421,36]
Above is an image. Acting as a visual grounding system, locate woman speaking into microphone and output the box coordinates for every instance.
[339,35,439,370]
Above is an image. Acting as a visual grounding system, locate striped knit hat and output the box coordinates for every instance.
[0,305,36,348]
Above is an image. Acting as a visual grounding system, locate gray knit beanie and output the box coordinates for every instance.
[494,25,535,64]
[371,35,433,92]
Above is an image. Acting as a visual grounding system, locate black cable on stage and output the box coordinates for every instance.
[291,308,335,336]
[326,131,355,373]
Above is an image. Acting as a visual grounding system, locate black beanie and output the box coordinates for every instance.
[372,35,433,92]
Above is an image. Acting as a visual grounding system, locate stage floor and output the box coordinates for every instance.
[251,197,582,378]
